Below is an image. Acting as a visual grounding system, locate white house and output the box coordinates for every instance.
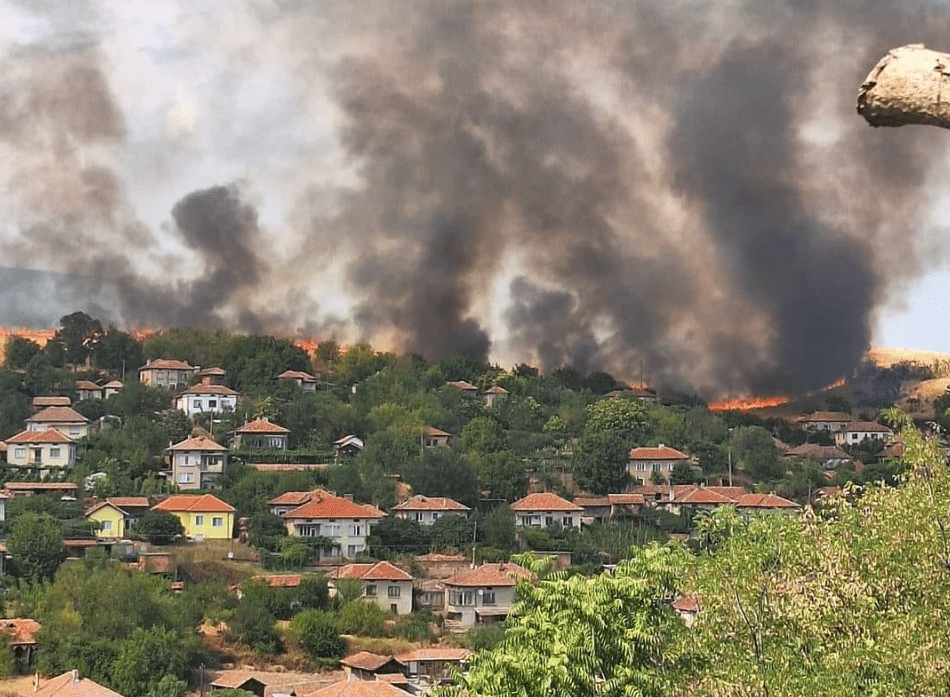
[481,385,509,408]
[798,411,853,432]
[627,444,689,484]
[167,436,228,490]
[4,429,77,472]
[391,495,470,525]
[443,562,534,628]
[510,492,583,529]
[328,561,414,615]
[422,426,451,448]
[102,381,123,398]
[281,490,384,560]
[139,359,198,388]
[277,369,318,392]
[446,380,478,396]
[834,421,894,447]
[174,384,239,417]
[230,418,290,449]
[74,380,102,401]
[26,406,90,440]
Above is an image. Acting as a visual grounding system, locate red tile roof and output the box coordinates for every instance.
[178,384,239,396]
[341,651,404,672]
[301,680,411,697]
[444,562,534,587]
[28,406,88,424]
[510,492,582,512]
[676,487,737,505]
[329,561,413,582]
[153,494,235,513]
[482,385,509,395]
[197,367,226,376]
[279,369,317,382]
[74,380,101,391]
[32,396,71,407]
[672,596,699,613]
[736,493,800,509]
[34,671,124,697]
[166,436,227,452]
[392,495,469,512]
[628,445,688,460]
[394,648,471,662]
[107,496,150,509]
[268,490,320,507]
[446,380,478,391]
[234,418,290,434]
[6,429,74,444]
[102,380,123,389]
[1,618,39,645]
[840,421,893,433]
[284,491,384,520]
[798,411,851,422]
[250,574,303,588]
[142,359,195,370]
[423,425,451,437]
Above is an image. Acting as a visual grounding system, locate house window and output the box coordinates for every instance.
[178,472,194,484]
[50,447,61,458]
[101,520,112,531]
[349,525,361,536]
[193,399,201,409]
[212,517,223,527]
[322,524,341,537]
[209,400,217,409]
[388,585,400,598]
[416,512,424,522]
[636,462,648,472]
[545,516,554,527]
[14,447,25,459]
[852,433,858,441]
[347,545,360,556]
[482,590,496,605]
[365,584,377,596]
[195,515,204,525]
[562,516,573,526]
[69,428,79,436]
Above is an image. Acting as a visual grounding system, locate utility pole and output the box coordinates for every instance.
[471,520,477,569]
[728,446,733,487]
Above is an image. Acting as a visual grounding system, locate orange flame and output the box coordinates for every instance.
[708,395,790,412]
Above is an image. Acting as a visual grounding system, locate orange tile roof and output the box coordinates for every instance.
[209,672,265,689]
[284,491,384,520]
[341,651,403,672]
[444,562,534,587]
[6,429,74,444]
[482,385,509,395]
[628,445,688,460]
[329,561,413,582]
[74,380,101,391]
[32,396,71,407]
[392,495,469,512]
[250,574,303,588]
[1,618,39,645]
[234,418,290,434]
[268,489,322,506]
[840,421,893,433]
[676,487,737,505]
[607,493,645,505]
[279,369,317,382]
[736,493,800,509]
[28,406,88,423]
[446,380,478,391]
[34,672,124,697]
[510,492,582,512]
[166,436,227,452]
[301,680,411,697]
[102,380,123,389]
[153,494,235,513]
[423,425,451,437]
[178,384,239,396]
[798,411,851,422]
[107,496,150,508]
[672,596,699,613]
[394,648,470,662]
[142,359,195,370]
[574,496,610,507]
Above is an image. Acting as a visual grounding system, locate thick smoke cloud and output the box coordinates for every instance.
[0,0,948,396]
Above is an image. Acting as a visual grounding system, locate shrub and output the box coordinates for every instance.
[337,600,388,636]
[289,610,345,660]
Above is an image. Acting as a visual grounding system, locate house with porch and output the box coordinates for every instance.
[27,406,90,440]
[167,435,228,490]
[85,497,151,538]
[4,429,77,472]
[443,562,534,628]
[627,444,690,484]
[278,369,318,391]
[391,495,470,525]
[328,561,414,615]
[282,490,384,560]
[230,418,290,449]
[139,359,198,388]
[510,492,583,529]
[175,384,239,417]
[152,494,235,540]
[333,434,364,458]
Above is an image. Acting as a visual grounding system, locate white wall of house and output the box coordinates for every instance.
[394,510,467,526]
[7,443,76,470]
[834,430,892,447]
[627,459,682,483]
[140,368,195,388]
[27,421,89,439]
[445,585,517,627]
[286,517,376,557]
[175,393,238,417]
[171,451,227,490]
[362,579,413,615]
[514,510,581,529]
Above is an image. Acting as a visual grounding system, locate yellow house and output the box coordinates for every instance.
[151,494,235,540]
[84,497,151,538]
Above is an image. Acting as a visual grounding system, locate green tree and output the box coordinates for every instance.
[92,328,144,373]
[403,448,479,507]
[297,575,330,610]
[461,416,507,453]
[132,511,184,545]
[111,626,186,697]
[9,513,63,580]
[471,451,528,502]
[731,425,783,481]
[3,337,41,369]
[289,609,345,659]
[670,460,696,484]
[480,505,516,551]
[55,312,104,366]
[227,598,282,654]
[572,432,630,495]
[368,517,429,557]
[337,599,388,635]
[429,514,476,551]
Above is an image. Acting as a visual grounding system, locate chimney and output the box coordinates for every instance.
[72,670,79,683]
[344,494,353,501]
[668,480,674,503]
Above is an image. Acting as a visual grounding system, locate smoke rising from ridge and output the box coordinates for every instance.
[0,0,948,395]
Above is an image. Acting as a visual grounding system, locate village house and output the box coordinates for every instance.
[797,411,853,432]
[102,380,123,398]
[27,405,90,439]
[391,495,470,525]
[1,618,39,671]
[328,561,414,615]
[303,679,411,697]
[631,484,799,515]
[627,444,690,484]
[834,421,895,447]
[152,494,235,540]
[281,490,384,560]
[422,425,451,448]
[481,385,509,408]
[574,493,645,523]
[395,648,471,683]
[736,492,801,512]
[446,380,478,396]
[3,481,77,498]
[210,673,267,697]
[174,384,239,417]
[278,369,318,391]
[167,435,228,490]
[267,490,323,517]
[74,380,103,401]
[4,429,77,472]
[33,670,124,697]
[602,384,659,402]
[31,395,71,411]
[333,434,364,458]
[230,418,290,449]
[783,443,853,469]
[339,652,407,682]
[139,358,198,388]
[196,366,227,385]
[510,492,583,529]
[443,562,534,628]
[85,497,151,538]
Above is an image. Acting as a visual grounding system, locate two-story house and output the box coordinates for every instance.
[510,492,583,529]
[26,406,90,440]
[627,444,690,484]
[85,497,151,538]
[139,359,198,388]
[391,495,470,525]
[328,561,414,615]
[267,490,323,517]
[834,421,895,448]
[277,369,318,392]
[174,384,239,417]
[282,491,384,560]
[196,367,227,386]
[444,562,534,627]
[151,494,235,540]
[230,418,290,449]
[797,411,853,432]
[4,430,77,472]
[74,380,103,401]
[167,436,228,490]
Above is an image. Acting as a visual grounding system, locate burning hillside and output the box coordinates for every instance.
[708,395,791,413]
